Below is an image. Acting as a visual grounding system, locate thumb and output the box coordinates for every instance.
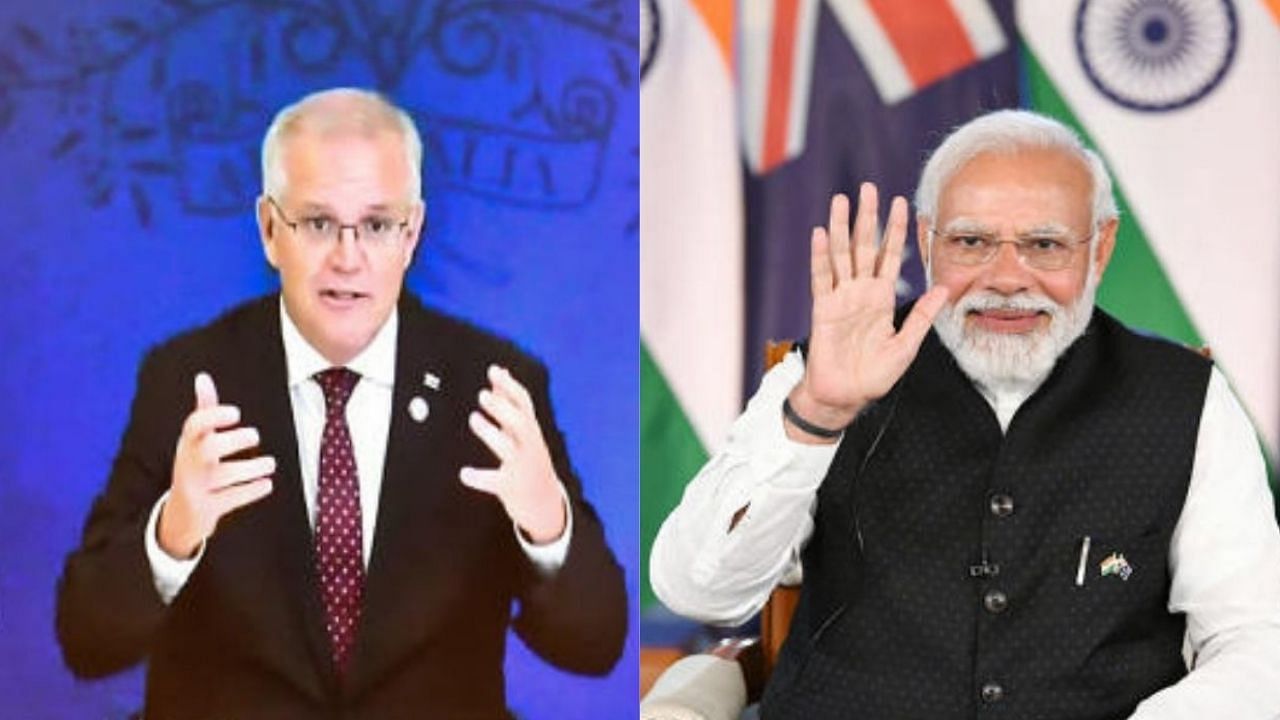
[893,285,951,357]
[194,372,219,411]
[459,467,503,497]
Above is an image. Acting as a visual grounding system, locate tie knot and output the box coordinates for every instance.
[314,367,360,410]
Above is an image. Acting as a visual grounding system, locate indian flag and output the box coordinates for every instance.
[1018,0,1280,459]
[640,0,744,608]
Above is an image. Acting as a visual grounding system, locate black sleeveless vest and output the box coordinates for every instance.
[761,310,1210,719]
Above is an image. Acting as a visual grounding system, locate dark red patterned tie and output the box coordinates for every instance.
[313,367,364,676]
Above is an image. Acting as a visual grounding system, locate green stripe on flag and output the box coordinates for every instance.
[1021,43,1202,348]
[640,342,709,609]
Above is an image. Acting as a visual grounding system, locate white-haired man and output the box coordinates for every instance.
[651,109,1280,718]
[57,88,625,718]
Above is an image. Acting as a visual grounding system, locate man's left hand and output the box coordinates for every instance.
[460,365,567,544]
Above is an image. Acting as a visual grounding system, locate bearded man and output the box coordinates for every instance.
[650,109,1280,719]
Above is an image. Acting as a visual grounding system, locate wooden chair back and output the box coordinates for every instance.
[761,340,802,678]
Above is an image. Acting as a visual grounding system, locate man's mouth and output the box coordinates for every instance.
[967,308,1047,334]
[320,289,368,304]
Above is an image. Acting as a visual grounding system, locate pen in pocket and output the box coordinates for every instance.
[1075,535,1091,587]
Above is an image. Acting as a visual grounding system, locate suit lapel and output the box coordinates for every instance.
[231,297,336,697]
[348,298,473,692]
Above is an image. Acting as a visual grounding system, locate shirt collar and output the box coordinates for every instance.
[279,296,398,389]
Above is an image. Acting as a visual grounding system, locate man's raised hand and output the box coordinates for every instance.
[786,183,949,442]
[459,365,567,545]
[157,373,275,559]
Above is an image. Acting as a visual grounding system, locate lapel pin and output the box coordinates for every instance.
[423,371,441,391]
[408,396,430,423]
[1100,552,1133,581]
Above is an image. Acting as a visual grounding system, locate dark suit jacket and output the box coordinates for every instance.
[56,292,627,719]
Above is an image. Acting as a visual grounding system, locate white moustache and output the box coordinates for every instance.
[954,291,1060,317]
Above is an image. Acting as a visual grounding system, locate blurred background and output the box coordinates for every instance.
[641,0,1280,688]
[0,0,637,717]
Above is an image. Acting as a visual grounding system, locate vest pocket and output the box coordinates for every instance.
[1063,531,1176,678]
[1070,532,1165,592]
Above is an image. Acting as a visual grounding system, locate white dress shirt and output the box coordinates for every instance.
[650,350,1280,719]
[146,300,572,603]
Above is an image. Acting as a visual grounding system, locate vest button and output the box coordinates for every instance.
[983,589,1009,614]
[989,493,1014,517]
[980,681,1004,703]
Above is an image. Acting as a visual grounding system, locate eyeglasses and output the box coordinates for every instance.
[930,229,1093,271]
[266,196,411,248]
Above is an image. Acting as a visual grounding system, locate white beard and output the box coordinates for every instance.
[930,273,1098,396]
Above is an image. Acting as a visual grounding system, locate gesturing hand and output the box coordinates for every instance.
[157,373,276,559]
[459,365,567,545]
[787,184,950,442]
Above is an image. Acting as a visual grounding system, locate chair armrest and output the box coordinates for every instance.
[640,640,760,720]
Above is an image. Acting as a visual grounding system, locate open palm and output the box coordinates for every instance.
[792,184,949,432]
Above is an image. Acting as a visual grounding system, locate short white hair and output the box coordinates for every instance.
[914,109,1118,229]
[260,87,423,201]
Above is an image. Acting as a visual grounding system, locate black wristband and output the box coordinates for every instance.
[782,398,844,439]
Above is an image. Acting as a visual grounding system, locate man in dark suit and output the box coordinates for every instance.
[56,87,626,718]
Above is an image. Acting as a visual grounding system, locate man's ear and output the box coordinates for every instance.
[916,215,933,269]
[403,200,426,270]
[257,196,280,269]
[1092,217,1119,282]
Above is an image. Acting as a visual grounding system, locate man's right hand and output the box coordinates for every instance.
[157,372,275,559]
[786,184,950,443]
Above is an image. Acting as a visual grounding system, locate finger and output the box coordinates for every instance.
[459,467,503,496]
[181,404,242,442]
[211,477,273,517]
[827,194,852,283]
[478,387,528,438]
[469,410,515,462]
[488,365,535,415]
[852,182,879,277]
[893,285,951,358]
[810,226,833,296]
[877,196,910,279]
[194,372,219,411]
[198,426,261,464]
[209,455,277,490]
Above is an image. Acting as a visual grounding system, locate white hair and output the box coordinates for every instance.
[914,109,1117,229]
[260,87,423,200]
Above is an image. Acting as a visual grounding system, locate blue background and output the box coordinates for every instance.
[0,1,637,717]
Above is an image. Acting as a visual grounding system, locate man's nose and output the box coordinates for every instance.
[981,241,1032,294]
[327,228,363,270]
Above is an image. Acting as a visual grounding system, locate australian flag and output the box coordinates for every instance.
[739,0,1020,386]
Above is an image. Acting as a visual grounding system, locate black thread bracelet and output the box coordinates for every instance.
[782,398,844,439]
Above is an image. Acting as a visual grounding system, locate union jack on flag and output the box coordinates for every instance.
[741,0,1007,174]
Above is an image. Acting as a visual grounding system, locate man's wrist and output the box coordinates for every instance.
[515,483,573,576]
[146,492,205,604]
[783,398,844,439]
[157,502,201,560]
[518,480,569,545]
[784,384,859,444]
